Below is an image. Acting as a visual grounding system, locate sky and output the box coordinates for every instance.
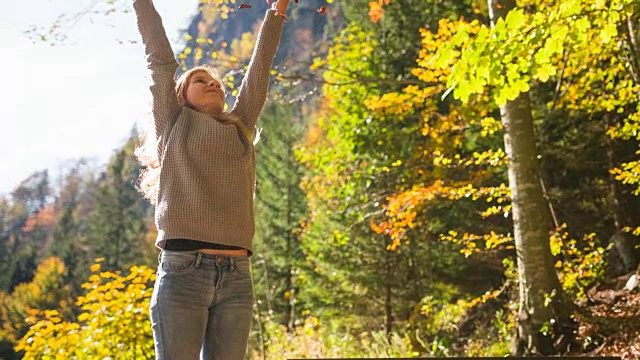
[0,0,196,196]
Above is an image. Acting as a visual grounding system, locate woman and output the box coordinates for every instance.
[133,0,289,358]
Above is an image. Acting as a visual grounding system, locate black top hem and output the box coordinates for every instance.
[164,239,246,252]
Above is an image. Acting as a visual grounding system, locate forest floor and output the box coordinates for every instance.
[575,273,640,360]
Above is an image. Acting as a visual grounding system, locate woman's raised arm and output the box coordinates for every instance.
[230,1,288,130]
[134,0,180,158]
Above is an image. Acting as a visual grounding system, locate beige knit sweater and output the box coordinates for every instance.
[134,0,284,253]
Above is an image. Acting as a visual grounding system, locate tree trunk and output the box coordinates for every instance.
[624,10,640,83]
[385,252,393,337]
[488,0,575,355]
[285,143,296,333]
[604,113,639,273]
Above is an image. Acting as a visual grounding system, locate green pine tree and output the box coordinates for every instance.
[253,101,308,332]
[86,140,147,272]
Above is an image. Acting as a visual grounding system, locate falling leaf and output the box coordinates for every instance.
[239,3,252,9]
[317,6,326,14]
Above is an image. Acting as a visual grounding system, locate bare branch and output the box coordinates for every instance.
[275,73,433,87]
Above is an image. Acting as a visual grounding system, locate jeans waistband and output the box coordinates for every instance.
[159,250,249,267]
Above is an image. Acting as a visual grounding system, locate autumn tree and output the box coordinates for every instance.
[0,171,53,291]
[0,257,72,358]
[484,1,574,354]
[296,0,493,338]
[434,0,640,354]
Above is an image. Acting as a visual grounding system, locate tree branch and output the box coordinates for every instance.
[275,73,433,87]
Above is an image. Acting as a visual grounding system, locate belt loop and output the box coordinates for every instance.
[157,250,163,264]
[230,257,236,272]
[195,252,203,268]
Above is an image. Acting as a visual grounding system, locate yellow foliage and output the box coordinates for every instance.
[230,32,257,62]
[16,264,156,359]
[0,257,71,344]
[550,225,606,300]
[439,231,513,257]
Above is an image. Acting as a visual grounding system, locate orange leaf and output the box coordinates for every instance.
[368,1,384,23]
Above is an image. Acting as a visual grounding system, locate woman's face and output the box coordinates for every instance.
[185,71,225,115]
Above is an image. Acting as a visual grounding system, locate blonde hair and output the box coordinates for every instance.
[135,65,256,203]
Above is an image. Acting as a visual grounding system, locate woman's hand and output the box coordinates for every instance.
[273,0,290,16]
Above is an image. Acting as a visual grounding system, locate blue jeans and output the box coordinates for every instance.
[150,251,253,360]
